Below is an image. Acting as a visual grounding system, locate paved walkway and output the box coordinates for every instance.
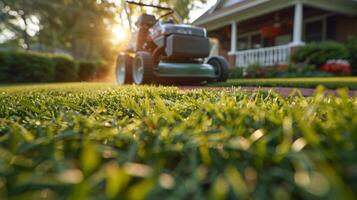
[179,86,357,97]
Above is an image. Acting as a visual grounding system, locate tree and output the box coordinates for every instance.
[1,0,208,61]
[0,0,36,49]
[166,0,208,22]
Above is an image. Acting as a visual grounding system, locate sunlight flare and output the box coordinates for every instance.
[111,25,128,44]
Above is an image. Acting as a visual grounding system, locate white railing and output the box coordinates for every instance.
[233,44,291,67]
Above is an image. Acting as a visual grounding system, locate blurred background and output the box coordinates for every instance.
[0,0,215,82]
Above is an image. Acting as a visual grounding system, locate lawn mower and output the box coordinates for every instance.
[116,1,229,85]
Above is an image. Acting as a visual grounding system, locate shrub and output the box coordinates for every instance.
[245,64,266,78]
[321,59,351,75]
[345,36,357,75]
[291,41,349,68]
[0,51,109,83]
[264,66,282,78]
[229,67,244,78]
[0,51,55,83]
[278,65,333,78]
[78,61,99,81]
[96,61,111,79]
[78,60,109,81]
[242,65,283,78]
[230,63,335,79]
[52,55,79,82]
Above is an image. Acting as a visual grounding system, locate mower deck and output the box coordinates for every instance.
[156,62,216,78]
[115,1,229,85]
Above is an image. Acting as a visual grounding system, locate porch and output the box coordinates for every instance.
[199,0,357,67]
[232,44,291,67]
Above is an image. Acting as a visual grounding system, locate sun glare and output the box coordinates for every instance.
[111,25,128,44]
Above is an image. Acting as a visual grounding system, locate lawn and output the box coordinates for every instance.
[0,83,357,199]
[212,77,357,89]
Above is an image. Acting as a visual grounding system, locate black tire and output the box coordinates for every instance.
[115,54,133,84]
[207,56,229,82]
[132,51,155,85]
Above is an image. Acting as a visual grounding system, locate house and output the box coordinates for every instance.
[193,0,357,67]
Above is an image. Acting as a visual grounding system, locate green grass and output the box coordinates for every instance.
[212,77,357,89]
[0,83,357,200]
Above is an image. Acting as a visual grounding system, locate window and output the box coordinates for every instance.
[305,20,323,42]
[237,37,249,50]
[251,34,262,49]
[237,32,263,50]
[275,34,292,46]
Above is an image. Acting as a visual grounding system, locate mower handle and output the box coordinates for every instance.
[125,0,183,23]
[126,0,173,11]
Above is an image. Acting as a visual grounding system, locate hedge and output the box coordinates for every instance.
[52,55,79,82]
[79,60,110,81]
[0,51,108,83]
[228,67,244,79]
[0,51,56,83]
[345,37,357,75]
[291,41,350,69]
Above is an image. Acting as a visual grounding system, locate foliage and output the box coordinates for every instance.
[0,0,34,49]
[0,51,55,83]
[241,39,357,79]
[168,0,208,22]
[0,0,118,59]
[0,84,356,200]
[291,41,349,68]
[213,77,357,89]
[244,64,266,78]
[0,51,105,83]
[280,65,334,78]
[0,0,207,62]
[345,36,357,75]
[235,64,333,79]
[321,60,351,75]
[228,67,244,79]
[78,60,109,81]
[52,55,79,82]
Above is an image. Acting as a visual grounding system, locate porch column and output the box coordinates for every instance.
[228,21,237,67]
[230,21,237,53]
[291,0,304,46]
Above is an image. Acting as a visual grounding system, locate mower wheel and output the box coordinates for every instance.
[133,52,155,85]
[116,54,133,84]
[207,56,229,82]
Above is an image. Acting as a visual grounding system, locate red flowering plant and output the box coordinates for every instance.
[260,26,282,38]
[321,59,351,75]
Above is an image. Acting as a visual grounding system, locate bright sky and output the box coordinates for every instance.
[189,0,217,22]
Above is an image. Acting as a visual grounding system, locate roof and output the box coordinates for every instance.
[193,0,357,31]
[193,0,266,26]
